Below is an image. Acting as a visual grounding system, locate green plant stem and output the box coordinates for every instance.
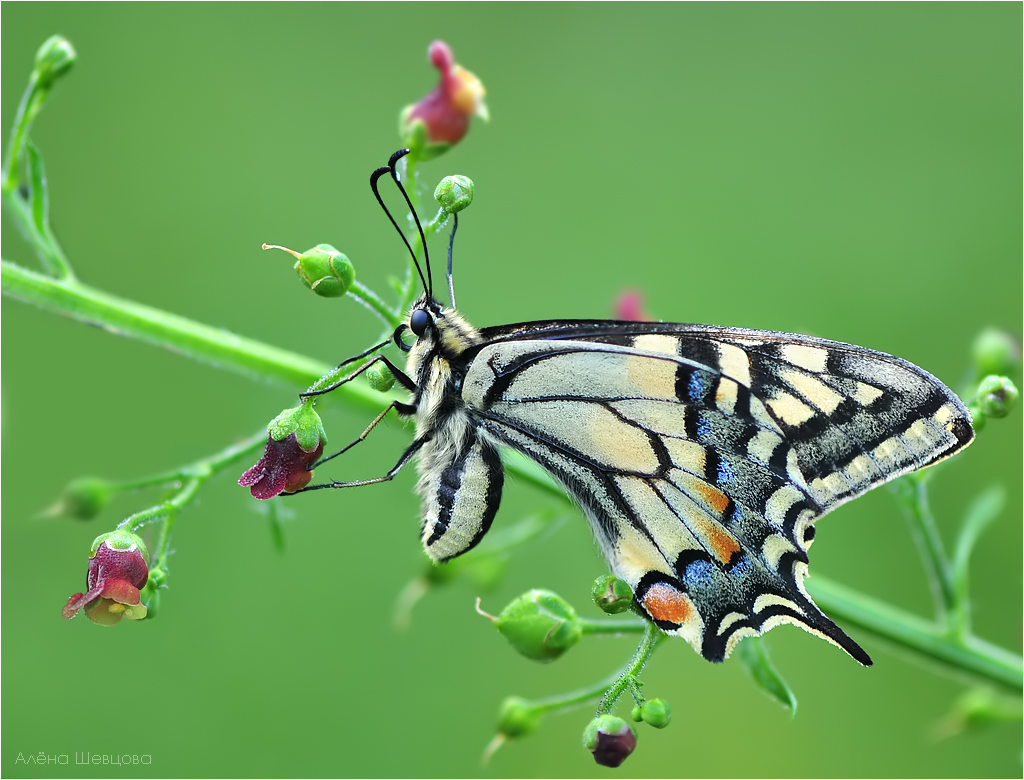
[1,259,382,415]
[579,617,648,635]
[807,575,1021,693]
[348,280,402,328]
[891,474,958,625]
[116,431,268,566]
[597,623,665,715]
[1,72,40,195]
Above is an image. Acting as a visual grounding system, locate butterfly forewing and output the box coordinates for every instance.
[451,321,972,664]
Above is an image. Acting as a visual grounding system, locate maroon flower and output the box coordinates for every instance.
[239,432,324,500]
[400,40,487,156]
[63,531,150,626]
[583,715,637,768]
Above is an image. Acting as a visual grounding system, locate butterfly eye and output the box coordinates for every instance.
[410,308,431,337]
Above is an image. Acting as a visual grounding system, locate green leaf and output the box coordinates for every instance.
[953,486,1005,596]
[737,637,797,715]
[26,140,48,237]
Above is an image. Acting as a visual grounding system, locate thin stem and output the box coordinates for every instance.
[3,173,74,279]
[596,622,665,715]
[1,73,40,195]
[347,280,402,328]
[807,575,1021,693]
[579,617,647,635]
[890,474,957,625]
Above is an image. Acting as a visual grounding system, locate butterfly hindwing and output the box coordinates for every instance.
[454,322,972,664]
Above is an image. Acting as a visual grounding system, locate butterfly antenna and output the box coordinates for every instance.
[387,149,433,299]
[369,149,430,296]
[446,213,459,310]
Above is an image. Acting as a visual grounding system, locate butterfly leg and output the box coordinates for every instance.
[307,398,418,473]
[301,351,415,398]
[296,432,429,492]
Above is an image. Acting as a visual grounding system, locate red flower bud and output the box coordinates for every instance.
[583,714,637,768]
[63,531,150,626]
[239,432,325,500]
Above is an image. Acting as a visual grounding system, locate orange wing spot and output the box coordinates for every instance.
[696,519,741,564]
[642,582,693,625]
[693,481,730,516]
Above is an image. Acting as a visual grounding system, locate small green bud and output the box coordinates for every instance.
[263,243,355,298]
[267,404,326,452]
[366,362,396,393]
[497,697,541,739]
[592,574,634,614]
[90,530,150,566]
[583,715,637,768]
[34,35,76,89]
[494,589,582,662]
[972,329,1019,378]
[976,375,1017,420]
[46,478,112,520]
[434,175,474,214]
[636,698,671,728]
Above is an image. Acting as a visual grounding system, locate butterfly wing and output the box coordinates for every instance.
[459,322,973,664]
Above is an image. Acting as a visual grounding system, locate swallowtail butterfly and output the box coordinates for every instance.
[303,149,974,666]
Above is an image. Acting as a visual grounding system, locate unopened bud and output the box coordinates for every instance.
[34,35,76,89]
[972,329,1018,378]
[635,698,671,728]
[583,714,637,768]
[592,574,634,614]
[46,478,112,520]
[492,589,582,662]
[434,175,474,214]
[264,243,355,298]
[976,375,1017,420]
[497,697,541,739]
[366,362,396,393]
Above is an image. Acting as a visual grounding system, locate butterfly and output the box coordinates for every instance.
[301,149,974,666]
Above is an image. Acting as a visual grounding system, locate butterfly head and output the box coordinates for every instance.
[396,294,481,363]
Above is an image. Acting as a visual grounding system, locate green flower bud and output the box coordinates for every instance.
[976,375,1018,419]
[636,698,671,728]
[583,715,637,768]
[972,329,1019,378]
[267,404,326,452]
[46,478,113,520]
[263,243,355,298]
[34,35,76,89]
[494,589,582,662]
[434,175,474,214]
[497,697,541,739]
[592,574,634,614]
[366,361,396,393]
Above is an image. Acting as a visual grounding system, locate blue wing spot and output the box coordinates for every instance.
[716,459,735,484]
[696,418,712,440]
[726,552,750,576]
[688,370,713,403]
[683,557,713,584]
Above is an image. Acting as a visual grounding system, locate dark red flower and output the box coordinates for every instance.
[239,432,324,500]
[63,531,150,626]
[400,40,487,155]
[584,714,637,768]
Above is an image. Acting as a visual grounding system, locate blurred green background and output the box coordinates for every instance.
[3,4,1020,778]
